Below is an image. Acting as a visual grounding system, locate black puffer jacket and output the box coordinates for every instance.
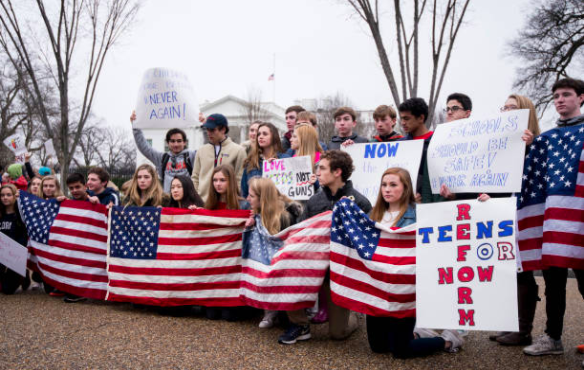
[299,180,371,221]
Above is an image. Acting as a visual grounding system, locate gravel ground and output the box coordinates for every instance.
[0,277,582,369]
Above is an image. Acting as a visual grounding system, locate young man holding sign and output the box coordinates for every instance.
[131,111,196,192]
[520,77,584,357]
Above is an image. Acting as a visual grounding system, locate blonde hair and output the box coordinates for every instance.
[249,177,294,234]
[508,94,541,137]
[126,164,165,207]
[0,184,17,215]
[370,168,415,227]
[294,124,324,165]
[37,175,64,199]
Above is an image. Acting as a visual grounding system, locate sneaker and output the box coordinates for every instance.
[310,306,328,324]
[278,324,311,345]
[49,290,65,297]
[63,295,87,303]
[523,334,563,356]
[441,329,463,353]
[259,310,278,329]
[415,328,440,339]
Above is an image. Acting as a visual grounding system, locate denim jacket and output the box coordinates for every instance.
[395,205,416,228]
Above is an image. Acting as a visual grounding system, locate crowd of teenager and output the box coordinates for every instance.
[0,77,583,362]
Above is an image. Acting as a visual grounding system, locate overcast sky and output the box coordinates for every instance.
[90,0,550,131]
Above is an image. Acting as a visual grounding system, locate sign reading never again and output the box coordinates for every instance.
[134,68,200,129]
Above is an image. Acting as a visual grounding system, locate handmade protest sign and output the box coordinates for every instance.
[416,198,519,331]
[427,110,528,194]
[3,133,26,156]
[134,68,199,129]
[263,156,314,200]
[342,141,424,205]
[0,232,28,277]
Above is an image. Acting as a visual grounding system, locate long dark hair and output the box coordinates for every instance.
[244,122,283,171]
[168,175,204,209]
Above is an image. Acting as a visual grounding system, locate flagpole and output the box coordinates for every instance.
[272,53,276,103]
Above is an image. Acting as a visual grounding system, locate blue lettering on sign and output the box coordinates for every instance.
[149,103,187,120]
[148,91,178,105]
[364,143,399,158]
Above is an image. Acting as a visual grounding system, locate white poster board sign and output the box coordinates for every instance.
[134,68,199,129]
[0,232,28,277]
[416,198,519,331]
[263,156,314,200]
[3,133,27,156]
[342,140,424,205]
[427,110,528,194]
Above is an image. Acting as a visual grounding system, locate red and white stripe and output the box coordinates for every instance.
[29,200,109,299]
[106,208,249,307]
[330,223,416,318]
[239,212,332,311]
[517,143,584,270]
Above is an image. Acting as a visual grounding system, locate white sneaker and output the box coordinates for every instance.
[414,328,440,338]
[441,329,464,353]
[523,334,564,356]
[259,310,278,329]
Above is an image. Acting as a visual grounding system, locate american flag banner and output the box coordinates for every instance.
[239,211,332,311]
[517,123,584,271]
[330,198,416,318]
[18,192,109,300]
[106,206,250,307]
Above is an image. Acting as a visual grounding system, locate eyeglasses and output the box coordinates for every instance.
[500,105,518,112]
[444,106,464,113]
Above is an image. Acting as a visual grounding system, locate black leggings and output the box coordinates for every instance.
[366,316,445,358]
[542,267,584,340]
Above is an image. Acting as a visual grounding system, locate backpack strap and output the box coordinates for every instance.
[183,152,193,175]
[161,152,170,182]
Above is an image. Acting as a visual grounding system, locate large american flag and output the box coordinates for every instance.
[18,192,109,299]
[106,206,250,307]
[239,212,331,311]
[517,123,584,271]
[330,199,416,318]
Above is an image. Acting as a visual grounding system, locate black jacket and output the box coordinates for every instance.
[327,134,369,150]
[300,180,372,221]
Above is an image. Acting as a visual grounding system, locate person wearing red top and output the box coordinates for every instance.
[397,98,437,203]
[203,164,250,321]
[371,105,403,142]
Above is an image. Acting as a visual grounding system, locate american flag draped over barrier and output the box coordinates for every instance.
[18,192,109,300]
[106,206,250,307]
[239,211,332,310]
[330,198,416,318]
[517,123,584,271]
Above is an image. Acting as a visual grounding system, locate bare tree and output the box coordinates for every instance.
[239,86,271,143]
[0,0,139,184]
[73,117,105,168]
[95,126,135,174]
[314,92,356,145]
[345,0,471,124]
[508,0,584,114]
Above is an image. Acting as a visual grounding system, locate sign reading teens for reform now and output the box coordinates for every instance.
[415,198,519,332]
[427,110,529,194]
[133,68,200,129]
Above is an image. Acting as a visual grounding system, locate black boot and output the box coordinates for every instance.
[497,284,539,345]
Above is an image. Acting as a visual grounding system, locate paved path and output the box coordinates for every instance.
[1,277,582,369]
